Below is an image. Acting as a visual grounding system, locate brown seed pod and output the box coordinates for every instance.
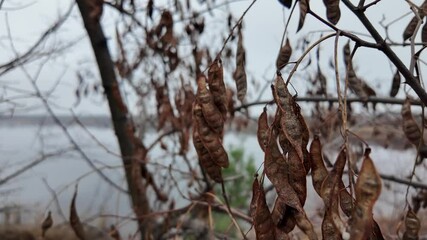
[323,0,341,24]
[402,98,422,146]
[234,28,247,102]
[350,149,382,240]
[422,22,427,45]
[390,70,401,97]
[70,186,86,240]
[403,208,420,240]
[403,16,420,41]
[251,178,276,240]
[41,211,53,237]
[297,0,309,32]
[208,58,228,120]
[288,148,307,206]
[257,107,269,152]
[294,210,318,240]
[193,102,229,168]
[196,75,224,135]
[276,38,293,71]
[273,76,304,162]
[320,148,347,239]
[309,135,328,196]
[271,197,296,233]
[192,124,223,183]
[278,0,293,8]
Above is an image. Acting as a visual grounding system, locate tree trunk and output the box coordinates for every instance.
[75,1,151,239]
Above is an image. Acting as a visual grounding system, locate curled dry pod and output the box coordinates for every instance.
[350,149,382,240]
[208,59,228,120]
[196,75,224,135]
[402,98,422,146]
[257,107,269,152]
[309,135,328,196]
[343,41,351,67]
[294,210,318,240]
[234,28,247,102]
[422,22,427,45]
[323,0,341,24]
[320,148,347,239]
[192,124,223,183]
[272,197,296,234]
[347,64,368,101]
[403,16,419,41]
[251,178,276,240]
[389,70,401,97]
[403,208,420,240]
[70,186,86,240]
[273,76,304,162]
[276,38,293,71]
[297,0,309,32]
[288,148,307,206]
[193,102,229,168]
[278,0,293,8]
[41,211,53,237]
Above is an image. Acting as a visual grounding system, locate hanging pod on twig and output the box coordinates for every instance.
[389,70,401,97]
[276,38,293,71]
[297,0,309,32]
[402,208,420,240]
[251,178,276,240]
[323,0,341,25]
[401,98,422,147]
[196,75,224,135]
[233,27,247,102]
[208,58,228,120]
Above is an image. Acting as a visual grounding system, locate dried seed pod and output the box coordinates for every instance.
[422,22,427,44]
[257,107,269,152]
[402,98,422,146]
[251,178,276,240]
[320,148,347,239]
[276,38,292,71]
[403,16,420,41]
[390,70,401,97]
[234,28,247,102]
[347,62,369,101]
[208,59,228,120]
[193,102,229,168]
[278,0,293,8]
[294,210,318,240]
[403,208,420,240]
[41,211,53,237]
[70,186,86,240]
[350,149,382,240]
[309,135,328,196]
[273,76,304,162]
[196,75,224,135]
[272,197,296,233]
[297,0,309,32]
[193,124,223,182]
[323,0,341,24]
[288,148,307,206]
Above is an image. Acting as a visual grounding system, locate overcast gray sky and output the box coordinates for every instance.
[0,0,423,116]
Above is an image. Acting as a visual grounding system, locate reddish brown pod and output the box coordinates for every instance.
[401,97,422,147]
[196,75,224,135]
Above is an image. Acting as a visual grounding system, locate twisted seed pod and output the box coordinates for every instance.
[208,59,228,120]
[197,75,224,135]
[403,208,420,240]
[297,0,309,32]
[70,187,86,240]
[193,102,229,168]
[288,148,307,206]
[192,124,222,182]
[257,107,269,152]
[272,197,296,234]
[251,178,276,240]
[390,70,401,97]
[234,28,247,102]
[278,0,293,8]
[273,76,304,162]
[323,0,341,24]
[403,16,420,41]
[422,22,427,45]
[402,98,422,146]
[276,38,292,71]
[350,149,382,240]
[294,210,318,240]
[309,135,328,196]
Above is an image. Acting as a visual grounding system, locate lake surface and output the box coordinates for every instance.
[0,116,423,236]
